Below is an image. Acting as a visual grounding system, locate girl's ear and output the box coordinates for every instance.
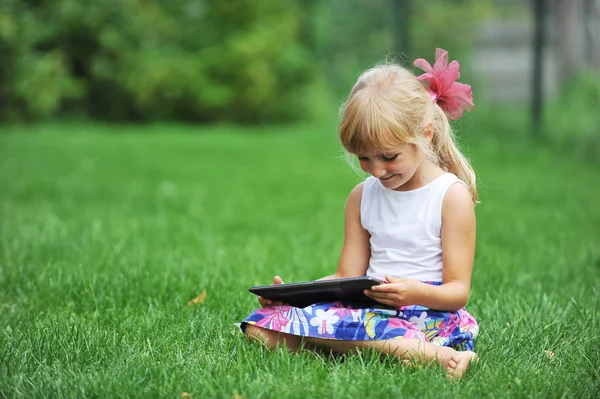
[423,123,434,143]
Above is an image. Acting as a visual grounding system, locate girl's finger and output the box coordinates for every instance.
[370,284,397,292]
[364,290,392,300]
[365,289,391,296]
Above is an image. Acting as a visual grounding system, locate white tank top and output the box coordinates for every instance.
[361,173,467,282]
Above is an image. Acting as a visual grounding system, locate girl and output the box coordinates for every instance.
[241,49,479,379]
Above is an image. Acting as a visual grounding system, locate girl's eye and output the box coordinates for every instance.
[382,154,398,161]
[358,156,369,161]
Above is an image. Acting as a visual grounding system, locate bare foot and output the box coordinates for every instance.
[445,351,478,380]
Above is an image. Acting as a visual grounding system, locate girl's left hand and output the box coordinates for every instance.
[364,275,422,307]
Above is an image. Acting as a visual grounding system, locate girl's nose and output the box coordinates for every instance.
[370,161,386,178]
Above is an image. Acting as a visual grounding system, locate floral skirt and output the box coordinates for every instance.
[241,283,479,351]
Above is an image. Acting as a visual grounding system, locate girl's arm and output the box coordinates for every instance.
[319,183,371,280]
[365,183,475,311]
[417,182,476,311]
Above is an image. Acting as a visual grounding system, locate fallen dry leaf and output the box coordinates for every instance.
[187,290,207,306]
[232,395,245,399]
[544,350,555,360]
[182,392,192,399]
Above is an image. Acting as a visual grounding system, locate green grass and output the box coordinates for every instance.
[1,120,599,398]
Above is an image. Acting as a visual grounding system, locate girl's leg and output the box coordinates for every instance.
[305,337,477,379]
[244,324,309,353]
[244,324,476,378]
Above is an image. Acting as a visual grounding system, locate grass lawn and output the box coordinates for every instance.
[1,120,599,398]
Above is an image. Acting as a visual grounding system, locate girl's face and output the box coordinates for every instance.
[357,143,423,191]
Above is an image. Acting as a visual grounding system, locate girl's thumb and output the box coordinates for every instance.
[273,276,284,285]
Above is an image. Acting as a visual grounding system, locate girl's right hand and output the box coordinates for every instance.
[257,275,287,307]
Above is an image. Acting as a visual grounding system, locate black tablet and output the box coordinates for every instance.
[249,276,385,308]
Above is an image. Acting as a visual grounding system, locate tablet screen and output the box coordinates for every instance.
[249,276,385,308]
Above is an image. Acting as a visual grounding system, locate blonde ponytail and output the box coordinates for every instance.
[431,104,478,203]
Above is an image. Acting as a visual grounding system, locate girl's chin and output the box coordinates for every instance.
[380,174,401,184]
[382,174,418,191]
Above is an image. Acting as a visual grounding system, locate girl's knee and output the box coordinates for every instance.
[244,324,275,344]
[244,325,302,352]
[243,324,261,339]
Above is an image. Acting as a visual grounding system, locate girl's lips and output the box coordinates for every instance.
[380,174,396,181]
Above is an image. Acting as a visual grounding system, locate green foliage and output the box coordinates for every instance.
[0,0,315,122]
[0,0,505,123]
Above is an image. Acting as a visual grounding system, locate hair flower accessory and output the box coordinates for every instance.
[413,48,475,120]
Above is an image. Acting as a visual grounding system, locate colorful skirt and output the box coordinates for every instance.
[241,282,479,351]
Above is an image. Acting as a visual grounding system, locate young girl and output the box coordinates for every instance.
[241,48,479,379]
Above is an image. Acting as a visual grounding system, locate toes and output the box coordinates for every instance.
[446,369,459,380]
[449,365,465,379]
[445,353,473,380]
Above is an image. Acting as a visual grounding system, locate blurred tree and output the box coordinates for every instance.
[0,0,316,123]
[392,0,412,58]
[532,0,548,135]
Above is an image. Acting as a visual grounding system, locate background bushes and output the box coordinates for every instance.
[0,0,316,123]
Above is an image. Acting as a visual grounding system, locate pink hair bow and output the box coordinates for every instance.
[413,48,475,120]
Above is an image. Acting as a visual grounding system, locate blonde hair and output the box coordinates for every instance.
[338,63,478,203]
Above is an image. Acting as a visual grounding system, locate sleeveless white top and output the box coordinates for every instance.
[361,173,467,282]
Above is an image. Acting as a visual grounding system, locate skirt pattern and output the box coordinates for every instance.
[241,282,479,351]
